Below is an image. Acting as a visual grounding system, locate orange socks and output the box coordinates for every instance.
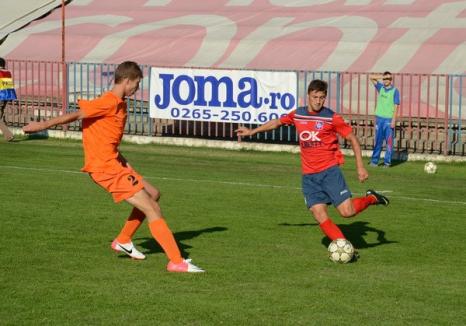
[149,219,183,264]
[352,196,377,214]
[116,208,145,244]
[319,218,345,241]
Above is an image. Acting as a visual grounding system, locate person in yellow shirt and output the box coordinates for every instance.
[23,61,204,273]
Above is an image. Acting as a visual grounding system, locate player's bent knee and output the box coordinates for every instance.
[339,209,356,218]
[151,191,161,202]
[145,188,160,201]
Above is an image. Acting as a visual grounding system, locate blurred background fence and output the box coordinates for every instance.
[3,60,465,156]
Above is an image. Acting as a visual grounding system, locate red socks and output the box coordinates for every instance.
[319,219,345,241]
[351,196,376,214]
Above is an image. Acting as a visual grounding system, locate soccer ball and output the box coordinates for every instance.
[424,162,437,174]
[328,238,354,263]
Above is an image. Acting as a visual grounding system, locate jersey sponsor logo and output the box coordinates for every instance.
[299,130,321,142]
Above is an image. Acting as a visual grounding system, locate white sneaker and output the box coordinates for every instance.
[167,258,205,273]
[111,240,146,260]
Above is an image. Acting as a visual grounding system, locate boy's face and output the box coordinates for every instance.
[307,90,326,112]
[124,77,141,97]
[382,74,393,87]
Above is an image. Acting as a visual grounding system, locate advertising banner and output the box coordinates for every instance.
[150,67,297,124]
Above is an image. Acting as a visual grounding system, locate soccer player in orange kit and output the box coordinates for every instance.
[23,61,204,273]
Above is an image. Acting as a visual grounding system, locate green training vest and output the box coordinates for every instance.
[375,87,396,118]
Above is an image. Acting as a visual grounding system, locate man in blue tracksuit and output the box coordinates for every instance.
[369,71,400,168]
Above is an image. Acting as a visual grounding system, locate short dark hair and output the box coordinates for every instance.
[114,61,143,84]
[383,71,392,76]
[0,57,5,68]
[307,79,328,95]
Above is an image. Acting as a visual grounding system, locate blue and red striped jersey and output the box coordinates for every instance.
[280,106,352,174]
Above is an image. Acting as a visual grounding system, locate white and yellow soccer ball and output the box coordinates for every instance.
[328,238,354,263]
[424,161,437,174]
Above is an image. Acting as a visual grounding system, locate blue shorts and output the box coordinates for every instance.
[302,165,352,208]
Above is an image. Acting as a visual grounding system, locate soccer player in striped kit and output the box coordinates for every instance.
[236,79,389,244]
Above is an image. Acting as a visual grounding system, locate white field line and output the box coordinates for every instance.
[1,165,465,206]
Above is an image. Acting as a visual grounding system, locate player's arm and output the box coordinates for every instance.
[391,89,401,129]
[369,74,382,86]
[235,118,282,137]
[345,132,368,183]
[391,104,399,129]
[22,110,85,133]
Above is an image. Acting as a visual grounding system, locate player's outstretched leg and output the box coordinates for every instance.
[319,218,345,241]
[350,189,389,215]
[149,218,205,273]
[126,189,205,272]
[366,189,390,206]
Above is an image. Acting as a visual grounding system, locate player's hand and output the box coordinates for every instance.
[357,166,369,183]
[22,121,46,133]
[235,126,253,137]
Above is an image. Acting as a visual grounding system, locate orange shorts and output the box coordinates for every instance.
[90,166,144,203]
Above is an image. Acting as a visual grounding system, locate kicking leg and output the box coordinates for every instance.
[126,189,204,272]
[115,179,161,243]
[311,204,345,241]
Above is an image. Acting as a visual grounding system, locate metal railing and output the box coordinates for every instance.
[3,60,465,155]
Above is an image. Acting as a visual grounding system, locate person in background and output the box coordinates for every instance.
[23,61,204,273]
[369,71,400,168]
[0,57,16,141]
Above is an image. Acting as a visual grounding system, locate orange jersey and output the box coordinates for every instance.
[79,92,127,173]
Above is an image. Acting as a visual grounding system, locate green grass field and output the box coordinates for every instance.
[1,137,465,325]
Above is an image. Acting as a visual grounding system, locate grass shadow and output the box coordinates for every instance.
[321,221,398,249]
[133,226,228,258]
[24,131,50,140]
[279,221,397,249]
[4,132,50,142]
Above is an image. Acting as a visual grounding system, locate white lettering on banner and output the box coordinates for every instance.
[384,0,416,4]
[149,67,297,124]
[0,15,132,57]
[81,15,235,66]
[435,44,466,75]
[345,0,371,4]
[299,131,321,142]
[70,0,95,5]
[270,0,334,6]
[226,0,254,5]
[221,16,377,72]
[4,1,461,74]
[373,2,466,72]
[144,0,172,6]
